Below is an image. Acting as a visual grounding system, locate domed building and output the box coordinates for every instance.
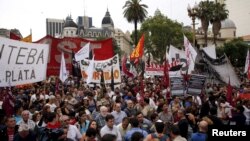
[102,9,114,30]
[196,18,237,48]
[62,15,78,38]
[219,18,236,38]
[82,9,114,39]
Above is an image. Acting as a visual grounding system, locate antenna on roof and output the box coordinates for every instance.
[83,0,86,16]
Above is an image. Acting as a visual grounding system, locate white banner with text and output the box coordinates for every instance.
[0,37,49,87]
[80,54,121,83]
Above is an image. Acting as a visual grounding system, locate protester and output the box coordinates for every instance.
[190,120,208,141]
[0,117,19,141]
[124,117,148,141]
[0,62,249,141]
[100,114,122,141]
[13,124,36,141]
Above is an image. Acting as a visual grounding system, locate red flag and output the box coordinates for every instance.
[164,59,170,88]
[92,38,114,60]
[130,34,145,60]
[248,59,250,79]
[10,32,21,40]
[122,55,134,78]
[227,77,233,105]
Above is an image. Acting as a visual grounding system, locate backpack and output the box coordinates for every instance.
[151,133,168,141]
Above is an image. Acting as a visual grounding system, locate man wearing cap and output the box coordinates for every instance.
[13,124,36,141]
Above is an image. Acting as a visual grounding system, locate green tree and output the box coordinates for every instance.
[123,0,148,45]
[140,10,191,63]
[211,2,228,45]
[196,0,214,46]
[222,38,250,67]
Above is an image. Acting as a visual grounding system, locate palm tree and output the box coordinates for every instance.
[211,2,228,45]
[196,1,214,47]
[123,0,148,45]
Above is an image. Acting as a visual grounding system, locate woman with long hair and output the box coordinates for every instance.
[80,120,100,141]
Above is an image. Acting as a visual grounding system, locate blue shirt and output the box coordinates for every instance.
[191,132,207,141]
[79,120,90,134]
[124,127,148,141]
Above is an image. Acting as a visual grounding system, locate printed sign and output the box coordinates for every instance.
[170,76,185,96]
[0,37,49,87]
[80,54,121,83]
[187,74,206,95]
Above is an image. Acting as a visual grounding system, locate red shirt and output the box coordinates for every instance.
[7,128,14,141]
[47,121,61,129]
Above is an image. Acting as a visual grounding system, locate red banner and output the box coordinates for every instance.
[35,35,114,76]
[238,94,250,99]
[10,32,21,40]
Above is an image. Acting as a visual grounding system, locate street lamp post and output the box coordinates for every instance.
[187,3,198,47]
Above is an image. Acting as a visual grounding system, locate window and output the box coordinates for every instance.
[88,31,92,37]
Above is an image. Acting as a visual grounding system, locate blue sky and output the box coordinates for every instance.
[0,0,202,41]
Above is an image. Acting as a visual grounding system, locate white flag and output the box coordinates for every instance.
[184,35,197,73]
[59,52,68,82]
[244,50,249,73]
[86,56,95,84]
[75,42,90,61]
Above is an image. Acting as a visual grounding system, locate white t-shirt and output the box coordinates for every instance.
[100,125,122,141]
[67,125,82,141]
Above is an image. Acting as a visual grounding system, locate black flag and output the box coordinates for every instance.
[100,70,105,87]
[169,64,183,71]
[72,50,82,78]
[110,66,115,91]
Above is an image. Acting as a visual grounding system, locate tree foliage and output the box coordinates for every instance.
[195,1,229,46]
[195,0,214,46]
[216,38,250,67]
[139,10,192,63]
[123,0,148,45]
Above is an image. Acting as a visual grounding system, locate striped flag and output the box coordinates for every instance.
[184,35,197,73]
[122,54,134,78]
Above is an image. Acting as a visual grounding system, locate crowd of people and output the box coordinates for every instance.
[0,74,249,141]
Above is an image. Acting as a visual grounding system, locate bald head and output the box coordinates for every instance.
[199,120,208,132]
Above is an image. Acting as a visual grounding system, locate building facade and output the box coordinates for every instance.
[62,15,78,38]
[196,19,236,48]
[0,28,22,39]
[46,18,65,37]
[114,29,132,55]
[77,16,92,29]
[46,9,132,55]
